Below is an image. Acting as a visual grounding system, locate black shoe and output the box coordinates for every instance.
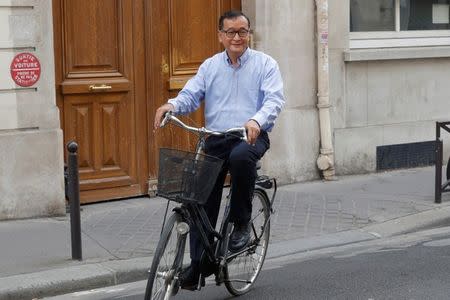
[179,264,205,291]
[229,222,251,252]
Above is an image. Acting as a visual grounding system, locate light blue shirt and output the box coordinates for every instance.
[168,48,285,132]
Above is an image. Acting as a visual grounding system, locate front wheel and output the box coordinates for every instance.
[224,189,271,296]
[144,212,186,300]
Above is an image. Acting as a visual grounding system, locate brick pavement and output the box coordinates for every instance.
[77,166,442,261]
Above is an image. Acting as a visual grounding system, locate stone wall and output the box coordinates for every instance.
[244,0,450,179]
[0,0,65,219]
[330,0,450,174]
[243,0,320,183]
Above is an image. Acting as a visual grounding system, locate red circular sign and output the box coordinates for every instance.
[10,52,41,87]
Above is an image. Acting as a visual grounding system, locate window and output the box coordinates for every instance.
[351,0,395,32]
[350,0,450,49]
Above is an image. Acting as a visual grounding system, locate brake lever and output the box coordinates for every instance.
[242,128,248,143]
[160,111,172,128]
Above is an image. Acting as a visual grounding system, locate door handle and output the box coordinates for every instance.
[89,84,112,92]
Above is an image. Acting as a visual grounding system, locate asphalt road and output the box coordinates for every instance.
[45,225,450,300]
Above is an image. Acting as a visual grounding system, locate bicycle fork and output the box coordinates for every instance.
[166,211,190,296]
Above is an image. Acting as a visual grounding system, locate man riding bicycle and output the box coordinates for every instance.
[154,10,285,291]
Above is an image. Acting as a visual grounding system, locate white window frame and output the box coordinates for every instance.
[350,0,450,49]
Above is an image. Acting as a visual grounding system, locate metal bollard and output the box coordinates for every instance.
[435,139,443,204]
[67,141,82,260]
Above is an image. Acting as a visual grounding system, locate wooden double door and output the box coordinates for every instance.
[53,0,241,203]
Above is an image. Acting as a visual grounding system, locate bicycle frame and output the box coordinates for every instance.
[158,112,276,284]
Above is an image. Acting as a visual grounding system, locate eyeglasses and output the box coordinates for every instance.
[221,29,250,38]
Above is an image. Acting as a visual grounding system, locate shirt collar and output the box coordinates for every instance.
[223,47,251,66]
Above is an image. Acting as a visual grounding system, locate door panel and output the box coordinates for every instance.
[64,0,122,78]
[54,0,148,203]
[170,0,220,77]
[64,92,135,181]
[167,0,240,89]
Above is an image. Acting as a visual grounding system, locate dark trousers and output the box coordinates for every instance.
[189,131,270,262]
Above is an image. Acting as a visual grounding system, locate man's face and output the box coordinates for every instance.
[218,16,250,58]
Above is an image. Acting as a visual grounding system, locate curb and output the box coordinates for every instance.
[0,257,150,300]
[1,205,450,299]
[267,229,376,259]
[267,205,450,261]
[361,205,450,237]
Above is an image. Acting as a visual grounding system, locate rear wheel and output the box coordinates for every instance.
[224,189,271,295]
[144,213,186,300]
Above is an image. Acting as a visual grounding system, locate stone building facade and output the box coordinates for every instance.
[0,0,65,219]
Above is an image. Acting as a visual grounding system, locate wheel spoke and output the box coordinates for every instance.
[145,214,185,300]
[224,190,271,295]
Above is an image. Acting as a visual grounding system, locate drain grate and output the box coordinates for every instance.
[376,140,436,171]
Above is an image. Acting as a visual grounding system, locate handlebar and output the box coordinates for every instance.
[161,111,248,142]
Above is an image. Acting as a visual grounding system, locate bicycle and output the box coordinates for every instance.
[144,112,277,300]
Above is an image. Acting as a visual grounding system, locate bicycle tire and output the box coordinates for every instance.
[144,212,186,300]
[224,188,271,296]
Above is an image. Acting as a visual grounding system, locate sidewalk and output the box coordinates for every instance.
[1,166,450,299]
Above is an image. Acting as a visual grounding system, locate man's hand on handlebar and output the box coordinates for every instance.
[154,103,175,131]
[154,104,255,145]
[245,119,260,146]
